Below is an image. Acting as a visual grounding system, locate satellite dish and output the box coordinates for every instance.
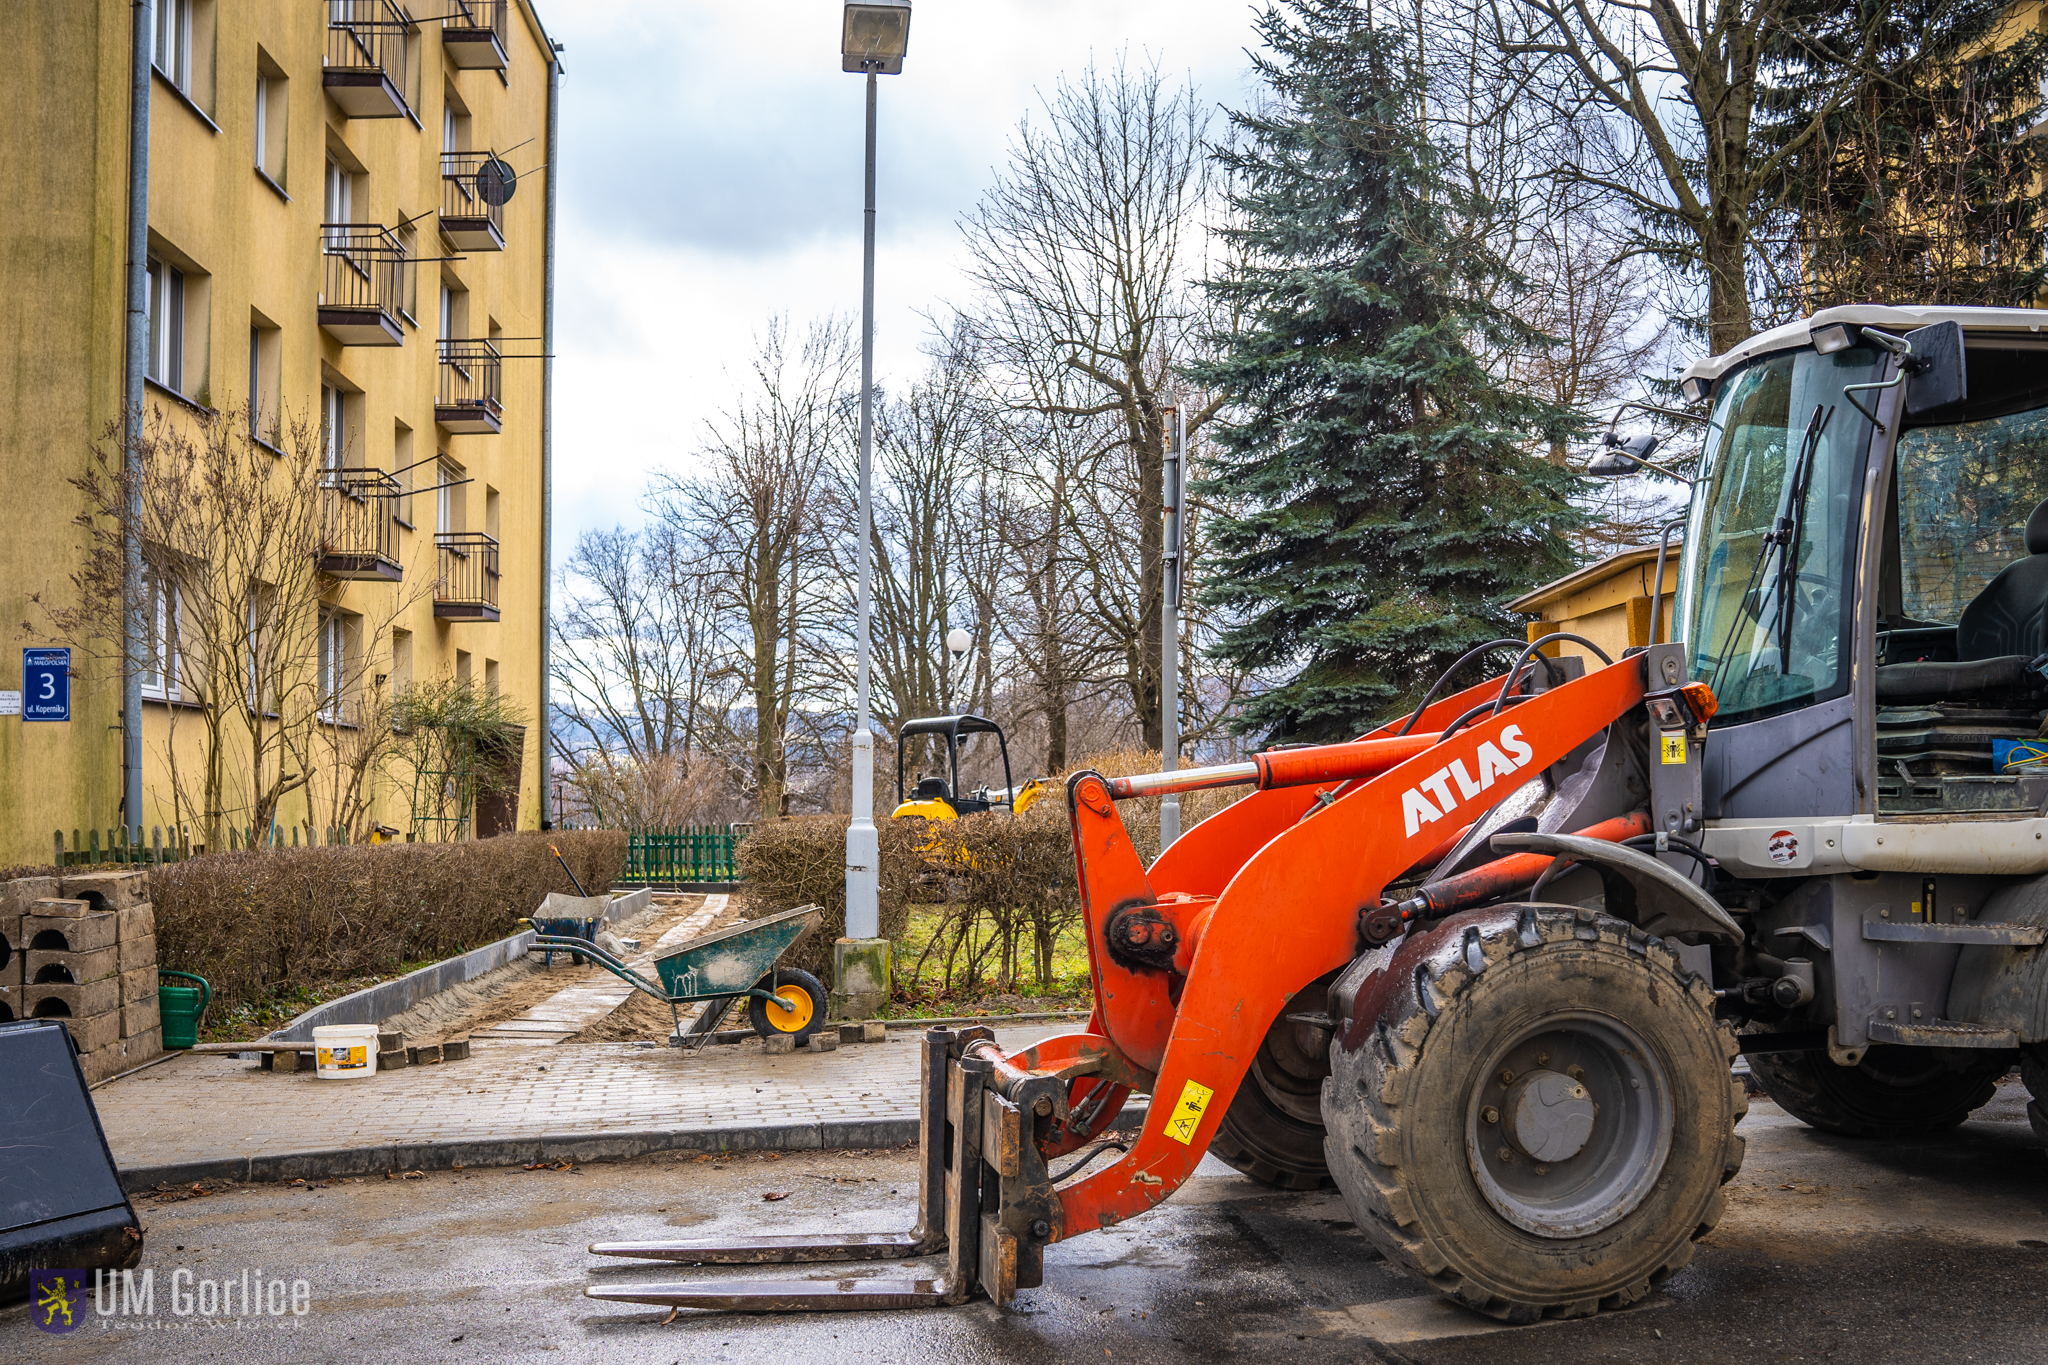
[474,158,518,207]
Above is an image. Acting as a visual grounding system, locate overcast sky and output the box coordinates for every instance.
[544,1,1269,559]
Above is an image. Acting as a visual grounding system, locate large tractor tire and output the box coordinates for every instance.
[1211,1001,1334,1190]
[1323,906,1745,1322]
[1748,1043,2010,1139]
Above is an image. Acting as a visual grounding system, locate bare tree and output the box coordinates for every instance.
[647,318,853,820]
[32,403,352,848]
[1485,0,1894,350]
[962,56,1223,749]
[549,521,742,824]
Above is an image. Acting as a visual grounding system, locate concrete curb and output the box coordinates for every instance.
[116,1103,1150,1194]
[267,889,657,1043]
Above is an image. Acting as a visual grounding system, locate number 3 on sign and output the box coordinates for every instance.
[1163,1078,1214,1145]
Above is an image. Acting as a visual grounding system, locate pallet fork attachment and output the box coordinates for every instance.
[585,1027,1067,1310]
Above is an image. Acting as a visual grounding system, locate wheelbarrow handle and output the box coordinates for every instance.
[528,932,671,1003]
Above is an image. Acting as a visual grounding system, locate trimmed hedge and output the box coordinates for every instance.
[150,831,625,1016]
[734,815,918,982]
[733,750,1246,992]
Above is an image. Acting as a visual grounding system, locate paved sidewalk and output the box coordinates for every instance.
[95,1021,1070,1189]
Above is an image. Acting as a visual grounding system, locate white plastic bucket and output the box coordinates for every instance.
[312,1024,380,1079]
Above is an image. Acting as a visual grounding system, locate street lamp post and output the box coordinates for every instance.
[837,0,910,1021]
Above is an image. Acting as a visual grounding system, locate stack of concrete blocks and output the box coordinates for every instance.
[8,871,161,1082]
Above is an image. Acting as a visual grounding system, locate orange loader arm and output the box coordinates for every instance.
[1046,653,1651,1240]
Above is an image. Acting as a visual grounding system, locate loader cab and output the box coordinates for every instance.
[1670,307,2048,835]
[890,714,1016,820]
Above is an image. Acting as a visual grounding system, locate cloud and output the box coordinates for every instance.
[546,0,1266,553]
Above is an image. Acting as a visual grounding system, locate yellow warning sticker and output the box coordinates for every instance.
[1660,734,1687,766]
[1163,1079,1214,1145]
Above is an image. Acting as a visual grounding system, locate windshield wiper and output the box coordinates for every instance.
[1704,404,1830,696]
[1773,405,1832,674]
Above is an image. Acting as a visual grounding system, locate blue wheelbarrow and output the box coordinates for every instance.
[520,903,828,1047]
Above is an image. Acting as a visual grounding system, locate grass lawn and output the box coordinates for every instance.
[882,901,1094,1018]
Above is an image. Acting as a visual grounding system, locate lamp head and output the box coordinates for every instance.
[945,627,971,659]
[843,1,911,74]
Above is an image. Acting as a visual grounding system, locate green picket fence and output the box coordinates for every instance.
[559,823,750,884]
[54,825,194,868]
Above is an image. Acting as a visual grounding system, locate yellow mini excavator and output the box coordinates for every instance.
[889,714,1056,820]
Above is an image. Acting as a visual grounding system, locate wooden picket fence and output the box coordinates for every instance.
[558,822,750,884]
[54,821,397,868]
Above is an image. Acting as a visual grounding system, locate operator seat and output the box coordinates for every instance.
[1877,497,2048,702]
[911,775,952,802]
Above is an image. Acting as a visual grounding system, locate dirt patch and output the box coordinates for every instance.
[567,896,748,1043]
[377,894,704,1041]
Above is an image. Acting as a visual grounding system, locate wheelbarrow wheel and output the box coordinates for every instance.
[748,968,827,1043]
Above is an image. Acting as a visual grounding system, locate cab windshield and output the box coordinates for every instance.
[1679,347,1882,726]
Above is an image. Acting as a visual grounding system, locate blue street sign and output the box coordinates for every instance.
[22,648,71,722]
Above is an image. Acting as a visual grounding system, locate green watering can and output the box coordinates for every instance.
[158,970,211,1049]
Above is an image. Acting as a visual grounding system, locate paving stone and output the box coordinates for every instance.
[117,933,157,974]
[808,1032,840,1053]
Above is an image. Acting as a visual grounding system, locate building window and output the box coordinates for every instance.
[324,156,352,249]
[437,458,462,534]
[141,568,181,700]
[154,0,193,92]
[248,320,280,445]
[393,423,415,527]
[253,62,289,187]
[389,628,412,698]
[483,657,498,694]
[317,609,348,721]
[321,384,352,471]
[146,258,184,392]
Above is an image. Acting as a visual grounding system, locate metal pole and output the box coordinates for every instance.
[120,0,153,835]
[537,43,562,828]
[844,69,880,941]
[1159,405,1182,851]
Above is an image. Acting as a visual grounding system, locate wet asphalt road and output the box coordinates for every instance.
[8,1082,2047,1364]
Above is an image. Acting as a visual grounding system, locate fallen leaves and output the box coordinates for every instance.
[387,1170,428,1181]
[761,1191,792,1202]
[524,1160,577,1172]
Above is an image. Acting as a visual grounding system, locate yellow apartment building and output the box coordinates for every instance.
[3,2,560,864]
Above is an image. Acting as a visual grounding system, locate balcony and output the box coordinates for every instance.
[436,339,502,434]
[440,0,508,70]
[323,1,414,120]
[319,225,408,346]
[439,153,505,252]
[435,532,500,621]
[317,470,403,581]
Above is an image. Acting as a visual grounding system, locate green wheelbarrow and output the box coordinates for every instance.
[519,903,829,1047]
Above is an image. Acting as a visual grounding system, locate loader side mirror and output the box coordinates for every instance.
[1903,320,1967,415]
[1588,431,1660,477]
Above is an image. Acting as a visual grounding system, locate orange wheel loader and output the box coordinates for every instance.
[584,308,2048,1320]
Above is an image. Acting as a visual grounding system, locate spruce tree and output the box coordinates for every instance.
[1190,0,1582,744]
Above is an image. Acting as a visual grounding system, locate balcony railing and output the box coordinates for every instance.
[439,152,505,252]
[318,470,404,581]
[319,224,408,346]
[436,339,503,434]
[435,532,500,621]
[324,0,414,120]
[441,0,508,70]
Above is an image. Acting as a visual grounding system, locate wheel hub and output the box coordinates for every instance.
[1465,1012,1674,1239]
[1503,1070,1596,1163]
